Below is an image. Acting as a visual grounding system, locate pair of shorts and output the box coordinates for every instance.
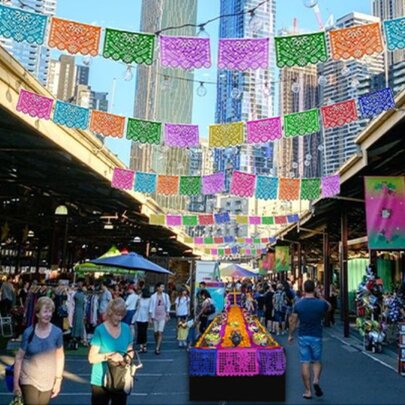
[298,336,322,363]
[274,311,286,323]
[153,319,166,332]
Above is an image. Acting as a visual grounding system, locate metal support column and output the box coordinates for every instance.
[340,205,350,338]
[323,232,331,327]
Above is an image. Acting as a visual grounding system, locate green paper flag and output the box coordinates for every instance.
[180,176,201,196]
[126,118,161,144]
[284,109,320,137]
[103,28,155,65]
[218,249,225,256]
[204,237,214,244]
[182,215,198,226]
[254,238,261,244]
[301,178,321,200]
[275,32,328,68]
[262,216,274,225]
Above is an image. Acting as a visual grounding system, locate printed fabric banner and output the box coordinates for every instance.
[275,246,290,272]
[364,176,405,250]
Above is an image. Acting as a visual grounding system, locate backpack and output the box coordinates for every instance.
[274,291,286,312]
[203,301,216,316]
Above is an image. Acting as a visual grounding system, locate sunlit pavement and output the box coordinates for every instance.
[1,319,405,405]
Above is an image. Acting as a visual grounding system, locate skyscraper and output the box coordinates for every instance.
[130,0,197,211]
[277,63,321,178]
[47,55,76,101]
[214,0,276,238]
[319,13,384,175]
[0,0,57,85]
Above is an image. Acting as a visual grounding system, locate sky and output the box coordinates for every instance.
[54,0,372,166]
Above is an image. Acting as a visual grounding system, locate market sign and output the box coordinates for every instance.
[275,246,290,272]
[364,176,405,250]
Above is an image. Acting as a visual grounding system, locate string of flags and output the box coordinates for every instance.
[149,213,300,227]
[112,168,340,200]
[15,87,396,147]
[184,236,276,246]
[1,4,405,71]
[203,247,269,257]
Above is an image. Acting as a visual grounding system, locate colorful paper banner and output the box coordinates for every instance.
[198,214,214,225]
[321,175,340,198]
[0,4,48,45]
[183,216,198,227]
[320,99,358,129]
[214,212,230,224]
[157,175,179,195]
[150,214,165,225]
[159,35,211,69]
[126,118,162,144]
[202,172,225,195]
[166,215,182,226]
[111,168,134,190]
[164,123,199,148]
[209,122,244,148]
[300,178,321,200]
[246,117,282,144]
[90,111,126,138]
[358,88,395,118]
[256,176,278,200]
[134,172,157,194]
[103,28,155,65]
[16,89,54,120]
[364,177,405,249]
[230,171,256,197]
[179,176,202,196]
[383,17,405,51]
[52,100,89,129]
[283,109,320,137]
[275,32,328,68]
[48,17,101,56]
[279,178,300,201]
[218,38,269,71]
[329,22,383,60]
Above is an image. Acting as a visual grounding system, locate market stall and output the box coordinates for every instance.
[189,292,286,402]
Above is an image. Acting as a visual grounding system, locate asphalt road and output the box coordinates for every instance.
[1,319,404,405]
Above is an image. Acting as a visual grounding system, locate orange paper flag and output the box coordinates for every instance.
[279,178,300,201]
[329,23,383,61]
[157,175,179,195]
[48,17,102,56]
[90,111,126,138]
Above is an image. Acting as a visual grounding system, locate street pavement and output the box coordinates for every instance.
[1,319,405,405]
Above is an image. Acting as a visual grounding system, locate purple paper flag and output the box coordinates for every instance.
[166,215,182,226]
[245,238,253,244]
[246,117,282,144]
[159,35,211,69]
[249,216,261,225]
[194,237,204,245]
[164,123,199,148]
[202,172,225,195]
[321,175,340,198]
[111,168,134,190]
[218,38,269,71]
[16,89,54,120]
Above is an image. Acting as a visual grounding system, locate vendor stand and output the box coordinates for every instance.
[189,292,286,402]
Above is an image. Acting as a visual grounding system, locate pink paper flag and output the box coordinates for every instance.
[230,171,256,197]
[16,89,54,120]
[202,172,225,195]
[211,248,218,256]
[159,35,211,69]
[218,38,269,71]
[164,123,199,148]
[321,175,340,198]
[320,100,358,129]
[249,216,261,225]
[245,238,253,244]
[195,237,204,245]
[246,117,282,144]
[111,168,134,190]
[166,215,182,226]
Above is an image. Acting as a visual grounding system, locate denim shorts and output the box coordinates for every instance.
[298,336,322,363]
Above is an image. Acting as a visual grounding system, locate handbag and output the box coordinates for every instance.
[103,350,142,394]
[9,395,23,405]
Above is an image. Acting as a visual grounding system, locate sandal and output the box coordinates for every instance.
[313,383,323,397]
[303,395,312,400]
[155,349,160,355]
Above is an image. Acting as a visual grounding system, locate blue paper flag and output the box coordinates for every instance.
[0,4,48,45]
[358,88,395,118]
[214,212,230,224]
[231,247,238,254]
[287,214,299,223]
[256,176,278,200]
[224,236,235,243]
[383,17,405,51]
[134,172,157,194]
[52,101,90,129]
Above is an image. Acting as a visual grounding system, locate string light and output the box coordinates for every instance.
[303,0,318,8]
[291,82,300,94]
[196,82,207,97]
[341,64,351,77]
[318,75,328,86]
[231,87,242,99]
[82,56,92,66]
[197,24,210,38]
[123,65,133,81]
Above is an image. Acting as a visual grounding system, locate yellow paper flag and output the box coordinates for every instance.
[150,214,165,225]
[209,122,244,147]
[236,215,248,224]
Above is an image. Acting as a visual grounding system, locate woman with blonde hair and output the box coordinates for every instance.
[13,296,65,405]
[88,297,133,405]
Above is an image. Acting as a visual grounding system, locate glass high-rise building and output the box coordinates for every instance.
[319,12,384,175]
[0,0,57,85]
[214,0,276,239]
[130,0,197,211]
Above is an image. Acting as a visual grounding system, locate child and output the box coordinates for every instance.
[177,318,189,347]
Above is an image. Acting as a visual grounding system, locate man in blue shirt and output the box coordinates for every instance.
[288,280,330,400]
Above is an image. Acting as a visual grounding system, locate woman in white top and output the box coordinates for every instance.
[175,289,190,321]
[133,288,151,353]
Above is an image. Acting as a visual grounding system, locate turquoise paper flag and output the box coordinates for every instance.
[52,101,90,130]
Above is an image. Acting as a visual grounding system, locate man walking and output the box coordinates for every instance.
[149,282,170,355]
[288,279,330,400]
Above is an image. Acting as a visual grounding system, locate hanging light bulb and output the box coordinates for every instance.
[248,10,263,34]
[231,87,242,99]
[123,65,133,81]
[318,144,324,151]
[351,78,360,89]
[196,82,207,97]
[263,82,270,97]
[289,171,295,177]
[82,56,92,66]
[341,64,351,77]
[305,153,312,161]
[318,75,328,86]
[197,24,209,38]
[304,160,311,167]
[292,162,298,169]
[303,0,318,8]
[291,81,300,94]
